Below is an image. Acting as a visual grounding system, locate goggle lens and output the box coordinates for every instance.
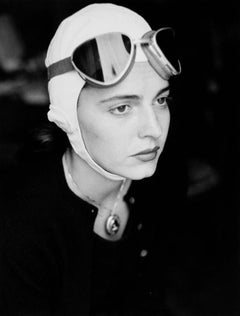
[155,28,180,72]
[72,33,132,84]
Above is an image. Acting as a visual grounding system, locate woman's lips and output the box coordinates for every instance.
[132,146,160,162]
[134,146,160,155]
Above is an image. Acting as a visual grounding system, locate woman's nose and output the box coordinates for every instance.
[137,106,163,140]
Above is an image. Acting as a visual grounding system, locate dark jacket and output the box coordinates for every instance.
[0,151,186,316]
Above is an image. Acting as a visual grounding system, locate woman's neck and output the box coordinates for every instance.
[64,149,129,206]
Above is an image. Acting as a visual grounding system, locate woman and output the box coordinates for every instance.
[0,3,185,315]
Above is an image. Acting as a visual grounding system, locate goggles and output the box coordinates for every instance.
[47,27,181,86]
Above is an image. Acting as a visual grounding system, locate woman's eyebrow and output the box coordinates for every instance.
[156,85,170,96]
[99,95,140,104]
[99,86,170,104]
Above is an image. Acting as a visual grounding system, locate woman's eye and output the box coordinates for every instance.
[156,95,172,107]
[110,104,131,115]
[157,96,167,105]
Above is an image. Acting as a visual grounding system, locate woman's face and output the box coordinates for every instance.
[77,62,171,180]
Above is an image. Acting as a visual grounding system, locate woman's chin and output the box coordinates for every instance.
[122,163,158,180]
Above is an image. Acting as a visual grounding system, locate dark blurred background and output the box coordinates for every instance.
[0,0,239,315]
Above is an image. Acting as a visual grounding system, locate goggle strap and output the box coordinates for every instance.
[47,57,74,81]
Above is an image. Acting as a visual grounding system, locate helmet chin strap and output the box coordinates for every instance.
[78,150,126,181]
[70,130,126,182]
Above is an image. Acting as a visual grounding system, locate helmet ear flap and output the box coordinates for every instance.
[47,69,84,137]
[47,106,73,134]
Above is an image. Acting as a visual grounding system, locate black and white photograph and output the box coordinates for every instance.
[0,0,239,315]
